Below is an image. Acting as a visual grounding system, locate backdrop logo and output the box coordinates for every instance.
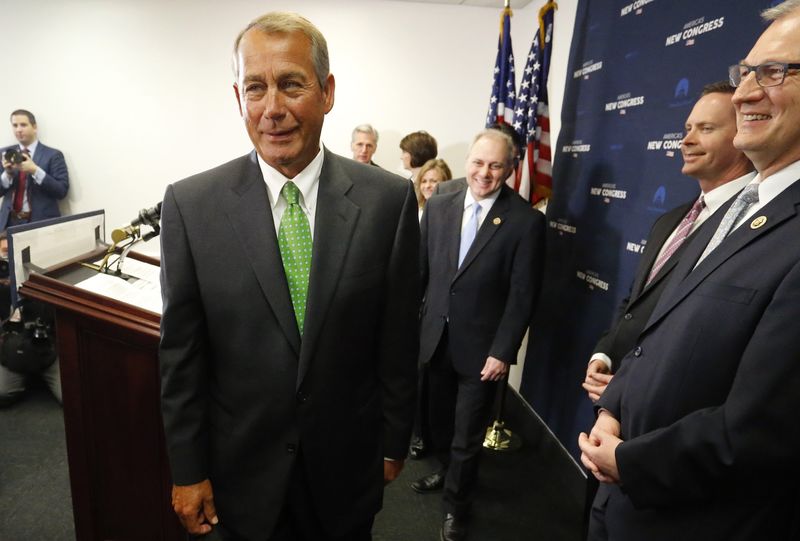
[646,185,668,212]
[669,78,695,108]
[590,183,628,203]
[574,59,604,79]
[605,92,645,114]
[549,218,577,236]
[576,269,610,291]
[620,0,655,16]
[647,132,684,157]
[665,16,725,47]
[563,140,591,156]
[626,239,646,254]
[675,78,689,98]
[652,186,667,206]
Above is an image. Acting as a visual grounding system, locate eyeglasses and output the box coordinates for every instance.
[729,62,800,88]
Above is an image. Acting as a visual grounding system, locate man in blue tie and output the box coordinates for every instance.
[414,129,545,541]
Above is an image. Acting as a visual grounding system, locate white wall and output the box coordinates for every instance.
[4,0,575,257]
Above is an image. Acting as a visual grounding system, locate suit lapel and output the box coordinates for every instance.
[224,151,301,356]
[297,150,360,388]
[644,180,800,333]
[630,203,692,299]
[453,186,510,282]
[442,190,465,276]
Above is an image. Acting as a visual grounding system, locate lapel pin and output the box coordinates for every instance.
[493,217,502,225]
[750,216,767,229]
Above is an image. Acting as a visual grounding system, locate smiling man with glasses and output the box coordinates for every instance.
[579,1,800,539]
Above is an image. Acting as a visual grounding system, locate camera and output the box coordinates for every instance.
[3,148,25,165]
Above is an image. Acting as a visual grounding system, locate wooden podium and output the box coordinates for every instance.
[19,253,184,541]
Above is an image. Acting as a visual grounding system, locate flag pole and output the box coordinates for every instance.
[483,373,522,452]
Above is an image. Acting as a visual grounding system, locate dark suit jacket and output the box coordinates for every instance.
[159,149,420,539]
[597,178,800,540]
[0,142,69,229]
[592,201,694,368]
[434,177,467,195]
[419,184,544,374]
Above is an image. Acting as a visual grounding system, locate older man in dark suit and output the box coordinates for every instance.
[580,2,800,539]
[159,12,419,541]
[0,109,69,231]
[413,129,544,541]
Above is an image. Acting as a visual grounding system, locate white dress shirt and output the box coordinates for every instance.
[257,148,323,240]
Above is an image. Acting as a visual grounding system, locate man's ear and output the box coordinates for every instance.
[322,74,335,114]
[233,83,243,117]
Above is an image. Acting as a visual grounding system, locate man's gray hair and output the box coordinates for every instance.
[351,124,379,144]
[232,12,330,88]
[470,129,515,166]
[762,0,800,21]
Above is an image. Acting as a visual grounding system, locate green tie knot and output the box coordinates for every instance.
[281,181,301,205]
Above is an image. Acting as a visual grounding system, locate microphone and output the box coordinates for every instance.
[131,202,162,228]
[111,202,163,243]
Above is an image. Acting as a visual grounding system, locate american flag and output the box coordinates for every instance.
[485,7,516,127]
[512,1,556,203]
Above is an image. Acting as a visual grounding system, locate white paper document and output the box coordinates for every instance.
[75,258,162,314]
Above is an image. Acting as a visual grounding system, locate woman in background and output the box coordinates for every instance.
[399,131,438,183]
[415,158,452,221]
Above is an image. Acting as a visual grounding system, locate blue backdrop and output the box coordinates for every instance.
[520,0,780,460]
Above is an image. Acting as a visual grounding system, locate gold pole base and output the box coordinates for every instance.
[483,420,522,452]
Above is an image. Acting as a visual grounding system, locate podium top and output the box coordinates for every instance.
[7,210,106,306]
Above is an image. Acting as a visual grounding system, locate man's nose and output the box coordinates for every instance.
[263,90,286,119]
[732,72,763,105]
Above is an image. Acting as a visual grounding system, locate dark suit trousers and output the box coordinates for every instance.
[206,450,373,541]
[427,328,498,517]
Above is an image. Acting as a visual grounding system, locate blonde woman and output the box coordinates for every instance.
[415,158,452,220]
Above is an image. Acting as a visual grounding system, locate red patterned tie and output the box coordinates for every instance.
[12,148,29,213]
[645,196,705,285]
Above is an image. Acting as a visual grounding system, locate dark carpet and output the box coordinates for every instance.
[0,386,585,541]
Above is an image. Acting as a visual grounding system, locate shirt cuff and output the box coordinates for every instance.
[32,167,46,184]
[589,353,612,372]
[0,171,10,189]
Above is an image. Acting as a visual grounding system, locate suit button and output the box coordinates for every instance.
[624,313,633,321]
[296,391,308,404]
[633,346,642,357]
[286,443,297,454]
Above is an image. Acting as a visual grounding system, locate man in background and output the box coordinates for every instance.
[580,2,800,538]
[159,12,419,541]
[0,110,69,231]
[351,123,380,166]
[414,129,544,541]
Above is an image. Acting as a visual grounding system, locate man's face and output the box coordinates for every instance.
[465,135,512,200]
[234,29,334,178]
[11,115,36,147]
[351,132,377,164]
[732,13,800,177]
[681,93,744,182]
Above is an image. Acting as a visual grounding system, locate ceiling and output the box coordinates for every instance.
[387,0,534,8]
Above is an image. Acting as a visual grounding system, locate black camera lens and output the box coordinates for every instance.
[3,148,24,164]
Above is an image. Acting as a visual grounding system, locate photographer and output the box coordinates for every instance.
[1,109,69,231]
[0,234,60,407]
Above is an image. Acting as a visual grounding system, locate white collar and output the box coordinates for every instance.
[701,172,755,214]
[258,148,324,211]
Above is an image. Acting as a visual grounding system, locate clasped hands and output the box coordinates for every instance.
[578,410,623,484]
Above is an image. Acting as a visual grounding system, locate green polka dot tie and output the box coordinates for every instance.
[278,181,312,334]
